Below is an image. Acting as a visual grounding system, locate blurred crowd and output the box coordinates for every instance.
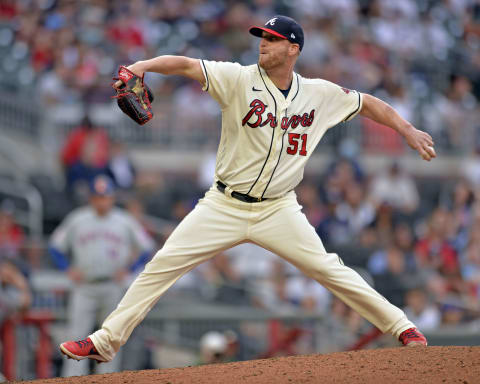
[1,0,480,151]
[2,0,480,377]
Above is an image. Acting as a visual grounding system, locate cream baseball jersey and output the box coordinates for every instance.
[50,207,154,280]
[200,60,363,198]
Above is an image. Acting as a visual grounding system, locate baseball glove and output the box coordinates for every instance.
[112,65,154,125]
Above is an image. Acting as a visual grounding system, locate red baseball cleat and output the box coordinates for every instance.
[398,327,428,347]
[59,337,107,362]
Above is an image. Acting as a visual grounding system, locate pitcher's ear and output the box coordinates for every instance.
[289,43,300,56]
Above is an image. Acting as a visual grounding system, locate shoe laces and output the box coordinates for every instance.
[401,328,422,340]
[75,338,92,349]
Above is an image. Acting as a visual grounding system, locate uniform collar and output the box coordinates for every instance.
[257,65,300,109]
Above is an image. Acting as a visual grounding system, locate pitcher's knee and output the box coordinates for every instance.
[302,252,346,279]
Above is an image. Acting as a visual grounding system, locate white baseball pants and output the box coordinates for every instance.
[90,187,414,361]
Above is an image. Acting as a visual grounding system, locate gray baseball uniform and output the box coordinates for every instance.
[89,60,416,362]
[51,206,154,376]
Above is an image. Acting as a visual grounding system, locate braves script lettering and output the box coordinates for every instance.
[241,99,315,129]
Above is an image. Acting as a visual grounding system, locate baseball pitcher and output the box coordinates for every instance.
[60,15,434,365]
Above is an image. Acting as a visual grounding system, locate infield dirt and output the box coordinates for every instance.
[12,346,480,383]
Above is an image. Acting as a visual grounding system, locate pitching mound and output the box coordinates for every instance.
[16,346,480,384]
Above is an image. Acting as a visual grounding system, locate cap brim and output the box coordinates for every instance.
[249,26,288,40]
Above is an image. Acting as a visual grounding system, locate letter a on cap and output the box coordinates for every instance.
[266,17,277,26]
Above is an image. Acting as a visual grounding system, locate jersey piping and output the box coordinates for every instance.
[343,91,361,121]
[246,64,277,196]
[201,60,210,91]
[261,109,289,198]
[291,73,300,101]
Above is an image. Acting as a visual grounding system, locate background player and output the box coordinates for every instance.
[49,175,154,376]
[60,15,435,365]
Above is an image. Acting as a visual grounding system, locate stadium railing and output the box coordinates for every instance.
[0,177,43,238]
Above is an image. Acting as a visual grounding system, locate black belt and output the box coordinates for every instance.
[216,181,267,203]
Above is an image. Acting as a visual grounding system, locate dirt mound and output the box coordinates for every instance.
[14,346,480,384]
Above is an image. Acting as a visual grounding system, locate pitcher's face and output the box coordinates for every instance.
[258,31,296,70]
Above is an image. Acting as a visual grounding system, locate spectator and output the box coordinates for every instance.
[370,246,418,308]
[0,199,25,260]
[48,176,154,377]
[370,202,396,248]
[319,296,370,353]
[22,238,45,272]
[324,158,362,201]
[449,179,475,253]
[316,201,351,247]
[170,199,193,223]
[424,76,478,152]
[38,64,78,106]
[369,161,419,214]
[0,258,32,324]
[414,207,458,276]
[0,257,32,381]
[203,252,248,305]
[106,140,136,193]
[124,197,159,242]
[226,243,278,282]
[60,115,110,199]
[285,274,331,314]
[403,288,441,332]
[462,144,480,189]
[459,221,480,309]
[368,229,418,275]
[335,181,375,242]
[440,297,466,327]
[392,221,417,271]
[251,260,296,314]
[317,161,368,247]
[296,182,325,228]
